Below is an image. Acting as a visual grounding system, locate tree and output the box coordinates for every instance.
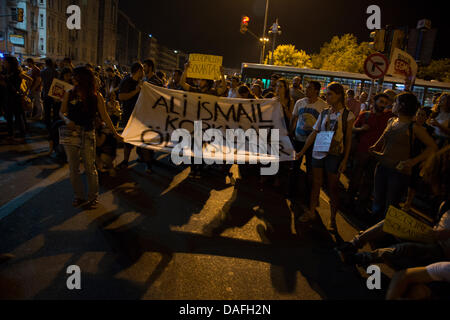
[313,34,375,73]
[418,59,450,82]
[264,44,312,68]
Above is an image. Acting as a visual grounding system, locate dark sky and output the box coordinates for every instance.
[119,0,449,69]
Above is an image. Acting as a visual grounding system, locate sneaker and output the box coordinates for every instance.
[118,160,129,169]
[86,198,99,209]
[72,198,85,207]
[327,219,338,234]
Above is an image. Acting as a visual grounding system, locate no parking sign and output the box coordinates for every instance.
[364,53,389,79]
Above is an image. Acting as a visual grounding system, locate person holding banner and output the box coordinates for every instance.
[295,82,355,234]
[180,62,227,97]
[59,66,123,208]
[117,62,146,171]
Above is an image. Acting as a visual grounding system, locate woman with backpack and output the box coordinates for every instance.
[295,82,355,234]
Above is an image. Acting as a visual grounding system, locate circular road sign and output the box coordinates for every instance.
[364,53,389,79]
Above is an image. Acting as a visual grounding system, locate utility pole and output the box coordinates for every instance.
[259,0,269,64]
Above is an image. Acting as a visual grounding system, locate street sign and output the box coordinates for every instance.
[364,53,389,79]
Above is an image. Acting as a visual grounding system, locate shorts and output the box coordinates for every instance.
[311,154,343,174]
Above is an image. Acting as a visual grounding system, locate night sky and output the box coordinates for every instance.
[119,0,449,69]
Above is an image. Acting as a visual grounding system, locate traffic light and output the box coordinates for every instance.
[240,16,250,34]
[369,29,386,52]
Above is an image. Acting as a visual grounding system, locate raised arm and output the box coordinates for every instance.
[215,66,227,96]
[179,62,192,91]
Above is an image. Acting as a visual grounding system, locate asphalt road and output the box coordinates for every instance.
[0,119,394,300]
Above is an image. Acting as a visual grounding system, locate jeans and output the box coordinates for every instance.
[31,90,43,118]
[372,164,410,217]
[43,96,60,136]
[64,130,99,201]
[5,97,26,138]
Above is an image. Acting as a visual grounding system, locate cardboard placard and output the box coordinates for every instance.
[49,79,74,101]
[383,206,434,243]
[187,54,223,81]
[313,131,335,153]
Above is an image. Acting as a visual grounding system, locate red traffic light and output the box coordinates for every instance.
[242,16,250,25]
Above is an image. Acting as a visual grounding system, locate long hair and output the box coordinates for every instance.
[72,66,98,113]
[277,78,291,102]
[327,82,346,108]
[432,92,450,115]
[4,56,20,74]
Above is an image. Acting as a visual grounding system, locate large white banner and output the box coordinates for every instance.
[122,83,295,163]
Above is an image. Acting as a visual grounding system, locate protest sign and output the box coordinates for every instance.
[387,48,418,82]
[383,206,434,243]
[121,83,295,163]
[313,131,335,153]
[187,54,223,81]
[49,78,74,101]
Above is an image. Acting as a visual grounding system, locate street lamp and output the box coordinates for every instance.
[260,0,269,64]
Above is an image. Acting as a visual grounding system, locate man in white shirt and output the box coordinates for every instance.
[227,76,240,98]
[288,81,327,200]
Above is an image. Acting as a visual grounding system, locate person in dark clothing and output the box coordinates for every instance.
[60,66,122,208]
[41,58,60,152]
[2,56,32,143]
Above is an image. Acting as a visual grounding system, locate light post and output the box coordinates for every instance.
[259,37,269,63]
[259,0,269,64]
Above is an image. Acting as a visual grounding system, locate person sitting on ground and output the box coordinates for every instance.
[336,146,450,269]
[386,262,450,300]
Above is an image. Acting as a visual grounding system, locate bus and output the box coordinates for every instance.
[241,63,450,107]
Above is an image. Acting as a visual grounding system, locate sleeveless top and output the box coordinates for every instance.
[379,118,413,170]
[67,90,98,131]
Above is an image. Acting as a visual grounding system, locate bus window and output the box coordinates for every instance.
[424,88,443,107]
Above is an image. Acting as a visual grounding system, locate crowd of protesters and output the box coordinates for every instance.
[1,54,450,298]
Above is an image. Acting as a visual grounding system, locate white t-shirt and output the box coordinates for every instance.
[228,88,238,98]
[433,111,450,138]
[312,108,355,160]
[436,210,450,258]
[292,97,328,142]
[426,262,450,282]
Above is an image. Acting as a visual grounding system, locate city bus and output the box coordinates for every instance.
[241,63,450,107]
